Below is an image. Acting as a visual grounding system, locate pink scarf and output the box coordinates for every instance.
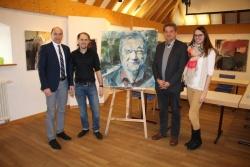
[183,44,204,85]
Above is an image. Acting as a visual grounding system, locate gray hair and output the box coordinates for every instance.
[119,32,147,56]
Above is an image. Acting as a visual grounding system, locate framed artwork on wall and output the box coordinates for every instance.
[215,39,249,72]
[25,31,50,70]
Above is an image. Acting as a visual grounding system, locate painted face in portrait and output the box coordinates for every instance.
[120,37,146,73]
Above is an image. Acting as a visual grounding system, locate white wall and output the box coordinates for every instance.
[177,34,250,80]
[0,23,12,63]
[0,7,67,121]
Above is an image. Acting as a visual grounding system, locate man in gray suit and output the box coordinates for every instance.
[152,23,188,146]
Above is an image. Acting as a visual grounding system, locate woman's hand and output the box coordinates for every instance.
[200,90,207,103]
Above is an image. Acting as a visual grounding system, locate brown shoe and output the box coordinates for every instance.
[169,137,178,146]
[152,132,166,140]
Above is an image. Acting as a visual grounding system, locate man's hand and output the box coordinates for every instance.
[69,86,75,97]
[99,87,103,97]
[157,79,170,89]
[157,79,165,88]
[43,88,52,97]
[161,81,170,89]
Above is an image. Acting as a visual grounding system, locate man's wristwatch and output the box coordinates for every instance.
[99,85,103,87]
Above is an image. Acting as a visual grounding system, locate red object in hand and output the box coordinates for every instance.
[187,60,197,68]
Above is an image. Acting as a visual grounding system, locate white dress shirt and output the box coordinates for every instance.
[52,41,67,77]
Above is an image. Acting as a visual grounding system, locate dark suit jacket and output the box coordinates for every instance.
[153,40,188,93]
[38,42,73,92]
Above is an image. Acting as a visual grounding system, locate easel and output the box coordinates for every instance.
[105,88,148,138]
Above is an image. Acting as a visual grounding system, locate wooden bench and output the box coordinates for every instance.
[211,77,249,94]
[239,84,250,110]
[238,84,250,146]
[141,88,242,143]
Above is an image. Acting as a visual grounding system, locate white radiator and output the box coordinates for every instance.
[0,80,10,122]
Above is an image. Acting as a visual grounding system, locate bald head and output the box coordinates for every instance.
[51,26,63,44]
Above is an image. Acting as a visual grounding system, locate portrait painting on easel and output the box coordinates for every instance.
[215,39,249,72]
[100,30,157,88]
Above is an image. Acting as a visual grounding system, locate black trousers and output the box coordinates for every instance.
[157,91,181,138]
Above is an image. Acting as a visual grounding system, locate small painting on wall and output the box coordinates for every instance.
[25,31,50,70]
[215,39,249,72]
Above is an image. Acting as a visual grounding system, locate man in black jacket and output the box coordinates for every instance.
[152,23,188,146]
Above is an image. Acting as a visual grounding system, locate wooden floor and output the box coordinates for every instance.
[0,91,250,167]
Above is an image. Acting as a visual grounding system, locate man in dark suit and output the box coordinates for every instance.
[152,23,188,146]
[38,27,74,150]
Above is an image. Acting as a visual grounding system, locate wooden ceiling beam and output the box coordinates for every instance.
[160,0,180,23]
[106,0,117,9]
[156,0,177,22]
[143,0,166,20]
[127,0,144,15]
[117,0,131,13]
[78,0,87,3]
[150,0,172,21]
[134,0,157,18]
[93,0,104,6]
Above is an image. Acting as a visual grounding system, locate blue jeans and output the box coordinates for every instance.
[75,83,100,132]
[46,80,68,141]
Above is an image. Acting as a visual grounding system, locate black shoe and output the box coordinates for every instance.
[185,140,192,147]
[56,132,72,140]
[185,127,194,147]
[49,139,61,150]
[77,129,89,138]
[152,132,167,140]
[94,131,103,140]
[187,129,202,150]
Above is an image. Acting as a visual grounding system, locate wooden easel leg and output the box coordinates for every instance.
[140,90,148,139]
[125,90,131,119]
[105,89,116,136]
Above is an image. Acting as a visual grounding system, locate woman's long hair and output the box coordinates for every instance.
[189,26,214,57]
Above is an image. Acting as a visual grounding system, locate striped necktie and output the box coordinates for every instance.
[58,45,66,78]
